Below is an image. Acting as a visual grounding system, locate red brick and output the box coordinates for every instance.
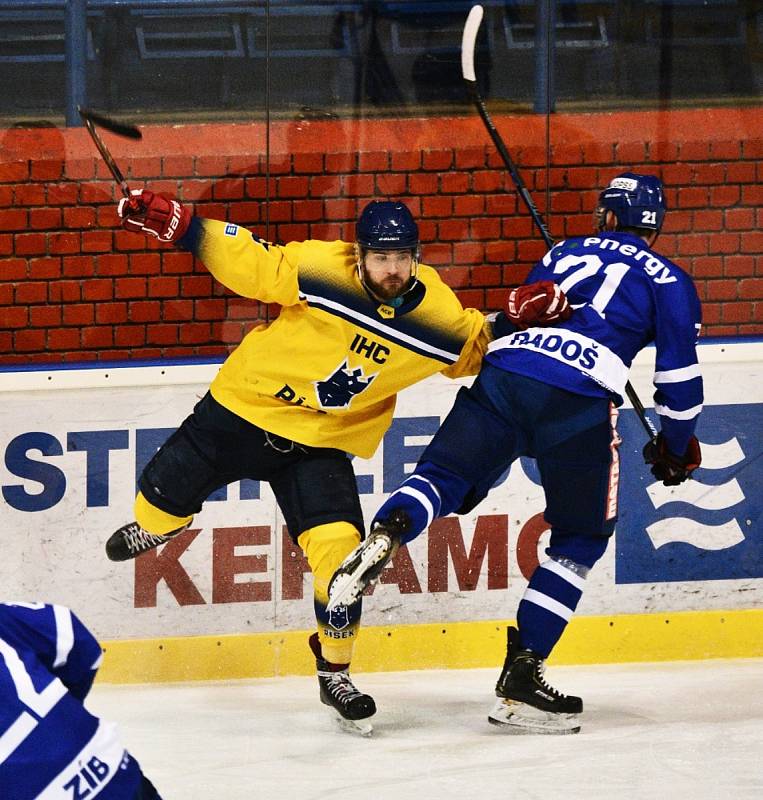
[96,254,129,276]
[738,278,763,299]
[293,200,324,222]
[691,256,723,279]
[114,326,146,347]
[180,276,213,297]
[453,195,485,216]
[63,304,95,326]
[160,299,191,321]
[706,279,738,301]
[3,306,29,328]
[679,141,711,161]
[115,277,147,299]
[742,139,763,158]
[422,150,453,171]
[0,209,28,230]
[113,230,146,252]
[692,209,724,231]
[437,266,470,287]
[485,287,512,311]
[710,140,742,160]
[213,178,245,200]
[0,185,12,207]
[275,176,308,198]
[128,253,161,275]
[454,288,484,308]
[15,281,48,304]
[60,257,94,279]
[740,231,763,254]
[48,328,81,350]
[81,230,113,253]
[162,156,195,177]
[46,183,80,205]
[325,153,357,173]
[14,328,46,351]
[229,202,262,225]
[80,182,114,204]
[125,300,160,323]
[485,241,516,264]
[182,179,216,201]
[390,151,420,171]
[472,171,504,193]
[48,281,81,302]
[551,192,582,213]
[502,217,535,239]
[62,207,97,228]
[439,173,470,194]
[455,148,487,170]
[65,158,96,181]
[128,157,163,179]
[471,217,501,240]
[692,163,726,185]
[14,233,47,256]
[265,155,291,175]
[470,264,502,285]
[28,305,62,327]
[374,173,407,196]
[676,187,709,208]
[82,278,113,301]
[14,184,46,206]
[96,303,128,324]
[0,162,29,182]
[30,160,63,181]
[421,196,453,217]
[179,322,212,344]
[452,243,485,266]
[276,223,310,242]
[310,175,342,197]
[342,174,375,197]
[146,324,179,345]
[551,144,584,166]
[741,184,763,207]
[517,240,547,262]
[438,219,470,242]
[82,326,114,348]
[161,252,193,274]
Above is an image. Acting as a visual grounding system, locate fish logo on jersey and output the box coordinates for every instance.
[314,359,377,409]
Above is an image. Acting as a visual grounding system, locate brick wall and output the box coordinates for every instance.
[1,107,761,364]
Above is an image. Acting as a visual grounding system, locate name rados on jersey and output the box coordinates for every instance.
[547,237,678,285]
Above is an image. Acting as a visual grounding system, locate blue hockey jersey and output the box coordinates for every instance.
[0,603,145,800]
[486,233,703,454]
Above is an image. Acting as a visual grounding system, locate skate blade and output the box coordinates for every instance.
[327,538,391,612]
[331,712,373,737]
[487,699,580,735]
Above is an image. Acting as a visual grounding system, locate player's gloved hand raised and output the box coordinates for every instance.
[643,433,701,486]
[506,280,572,330]
[117,189,191,243]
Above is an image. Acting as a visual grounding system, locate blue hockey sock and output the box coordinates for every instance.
[372,461,471,545]
[516,556,589,658]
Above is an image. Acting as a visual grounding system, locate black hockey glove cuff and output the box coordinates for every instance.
[643,433,701,486]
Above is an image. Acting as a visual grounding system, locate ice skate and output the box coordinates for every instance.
[488,626,582,735]
[326,511,409,611]
[105,521,188,562]
[310,633,375,737]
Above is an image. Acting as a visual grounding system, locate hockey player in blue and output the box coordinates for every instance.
[327,173,703,734]
[0,602,161,799]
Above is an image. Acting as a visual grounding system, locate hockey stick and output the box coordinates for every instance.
[461,5,658,442]
[77,106,140,200]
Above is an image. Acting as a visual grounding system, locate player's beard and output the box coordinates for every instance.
[365,274,408,302]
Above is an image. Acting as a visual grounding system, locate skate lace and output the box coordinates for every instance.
[533,660,566,699]
[123,523,165,554]
[322,670,363,703]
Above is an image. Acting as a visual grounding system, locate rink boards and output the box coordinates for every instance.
[1,340,761,681]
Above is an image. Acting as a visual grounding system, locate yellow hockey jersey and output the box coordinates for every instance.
[184,218,491,458]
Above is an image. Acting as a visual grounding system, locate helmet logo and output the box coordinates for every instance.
[609,177,639,191]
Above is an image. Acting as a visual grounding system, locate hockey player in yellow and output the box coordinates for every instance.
[107,192,559,734]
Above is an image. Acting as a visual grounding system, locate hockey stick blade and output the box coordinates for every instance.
[461,5,483,84]
[77,107,142,140]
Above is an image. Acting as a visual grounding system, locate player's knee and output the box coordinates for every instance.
[298,522,361,599]
[134,491,193,535]
[546,529,609,569]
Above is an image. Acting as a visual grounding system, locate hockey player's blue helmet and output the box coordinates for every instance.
[356,200,419,250]
[597,173,666,231]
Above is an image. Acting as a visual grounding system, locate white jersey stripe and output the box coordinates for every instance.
[540,559,587,591]
[654,364,702,383]
[398,486,435,527]
[299,292,460,362]
[522,588,574,622]
[654,402,703,420]
[52,605,74,669]
[488,327,629,397]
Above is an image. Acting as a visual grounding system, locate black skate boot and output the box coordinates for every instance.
[105,521,188,562]
[309,633,376,736]
[326,510,410,611]
[489,626,582,734]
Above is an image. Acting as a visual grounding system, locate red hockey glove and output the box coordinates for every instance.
[117,189,191,243]
[643,433,701,486]
[506,280,572,330]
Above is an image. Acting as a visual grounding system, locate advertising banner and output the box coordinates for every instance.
[0,342,760,644]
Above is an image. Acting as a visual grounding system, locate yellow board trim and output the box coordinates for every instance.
[98,608,763,684]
